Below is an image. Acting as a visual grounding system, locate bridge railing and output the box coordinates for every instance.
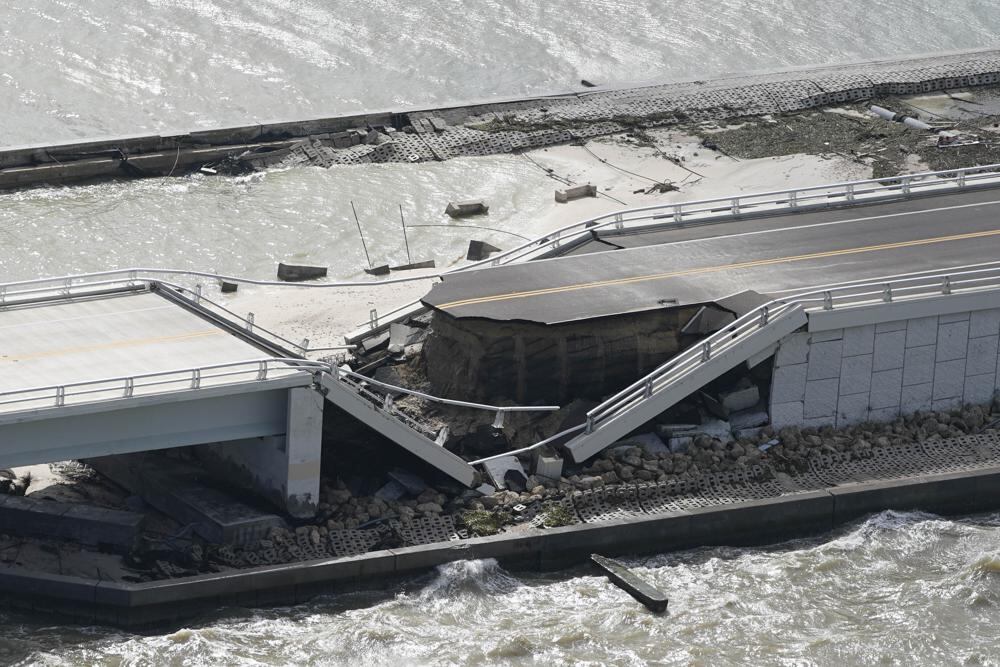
[0,358,326,414]
[3,162,998,340]
[580,263,1000,440]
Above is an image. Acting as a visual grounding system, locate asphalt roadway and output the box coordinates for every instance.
[422,188,1000,324]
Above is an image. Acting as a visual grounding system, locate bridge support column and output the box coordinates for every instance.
[195,387,323,518]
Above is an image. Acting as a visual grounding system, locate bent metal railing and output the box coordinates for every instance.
[576,264,1000,445]
[2,162,1000,339]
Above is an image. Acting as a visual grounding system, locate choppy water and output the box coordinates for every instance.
[4,2,1000,663]
[2,1,1000,146]
[3,511,1000,665]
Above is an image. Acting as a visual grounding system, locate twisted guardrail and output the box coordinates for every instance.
[577,263,1000,443]
[2,161,999,340]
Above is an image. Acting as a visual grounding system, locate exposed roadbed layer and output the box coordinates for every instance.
[2,48,1000,190]
[423,187,1000,323]
[2,465,998,628]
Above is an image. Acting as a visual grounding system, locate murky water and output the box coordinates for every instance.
[3,511,1000,665]
[3,2,1000,663]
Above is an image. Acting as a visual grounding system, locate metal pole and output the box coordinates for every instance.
[399,204,412,264]
[350,200,373,269]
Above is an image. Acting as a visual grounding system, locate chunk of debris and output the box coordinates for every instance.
[481,455,527,491]
[531,447,564,480]
[466,239,501,261]
[390,259,436,271]
[374,479,407,502]
[220,280,238,293]
[720,383,760,413]
[554,183,598,203]
[277,262,328,282]
[591,553,668,613]
[364,264,391,276]
[388,322,425,355]
[445,200,490,218]
[580,79,598,88]
[388,469,429,495]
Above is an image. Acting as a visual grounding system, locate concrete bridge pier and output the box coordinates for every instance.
[195,387,324,518]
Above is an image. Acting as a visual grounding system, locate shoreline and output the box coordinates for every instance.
[3,460,999,628]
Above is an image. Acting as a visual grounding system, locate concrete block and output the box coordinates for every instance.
[836,392,870,427]
[554,184,597,203]
[445,200,489,217]
[933,397,963,412]
[873,330,905,372]
[900,383,933,413]
[534,453,564,480]
[870,368,903,409]
[839,354,873,395]
[934,358,967,401]
[875,320,907,333]
[936,321,970,362]
[720,385,759,412]
[868,406,901,422]
[905,316,938,348]
[810,329,843,343]
[966,335,999,376]
[771,363,808,403]
[807,340,843,381]
[770,401,804,428]
[964,373,996,406]
[842,324,875,357]
[730,408,768,430]
[970,308,1000,338]
[902,345,936,387]
[775,333,809,367]
[804,378,839,418]
[276,263,328,282]
[939,311,971,324]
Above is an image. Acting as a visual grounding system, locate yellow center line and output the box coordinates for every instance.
[0,330,223,363]
[437,228,1000,311]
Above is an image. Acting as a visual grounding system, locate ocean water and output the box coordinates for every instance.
[1,0,999,147]
[3,511,1000,665]
[3,2,1000,663]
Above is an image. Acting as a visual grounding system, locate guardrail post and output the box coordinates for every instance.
[257,361,268,380]
[614,213,624,230]
[788,191,798,208]
[128,270,137,286]
[194,284,202,305]
[246,312,255,333]
[942,276,952,295]
[300,338,310,352]
[758,305,769,327]
[673,204,683,223]
[701,341,712,362]
[55,386,65,407]
[62,278,72,296]
[123,377,134,398]
[585,414,594,435]
[643,378,653,398]
[190,369,201,389]
[846,184,855,202]
[369,309,378,330]
[823,291,833,310]
[731,198,740,216]
[882,284,893,303]
[958,171,967,187]
[0,286,5,307]
[492,409,506,429]
[383,394,394,410]
[901,176,911,195]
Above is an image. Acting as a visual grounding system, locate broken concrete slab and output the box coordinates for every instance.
[532,451,564,480]
[730,407,769,431]
[0,496,145,553]
[364,264,391,276]
[720,384,760,412]
[466,240,501,261]
[555,184,598,203]
[388,323,425,355]
[388,469,429,495]
[445,200,489,218]
[681,305,736,335]
[696,419,734,442]
[390,260,436,272]
[615,432,670,457]
[481,456,527,491]
[700,392,730,420]
[374,480,407,502]
[277,263,328,282]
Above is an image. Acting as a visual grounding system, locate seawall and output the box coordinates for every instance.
[2,48,1000,190]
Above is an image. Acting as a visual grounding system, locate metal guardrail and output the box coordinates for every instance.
[3,162,1000,339]
[578,263,1000,441]
[0,357,326,413]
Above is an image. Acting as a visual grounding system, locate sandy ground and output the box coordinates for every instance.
[225,128,872,350]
